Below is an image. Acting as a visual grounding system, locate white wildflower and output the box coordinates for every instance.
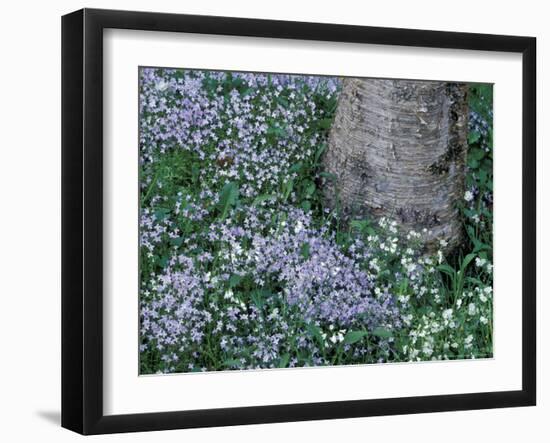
[475,257,486,268]
[155,79,169,91]
[422,343,433,356]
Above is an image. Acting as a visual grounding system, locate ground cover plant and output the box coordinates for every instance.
[138,68,493,374]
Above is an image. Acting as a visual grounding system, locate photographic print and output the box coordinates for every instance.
[61,10,536,433]
[138,67,494,375]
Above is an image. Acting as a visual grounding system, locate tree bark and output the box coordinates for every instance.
[323,78,468,253]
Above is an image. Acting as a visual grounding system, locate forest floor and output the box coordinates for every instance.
[138,68,494,374]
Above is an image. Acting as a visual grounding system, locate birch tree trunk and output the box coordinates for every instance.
[323,78,468,253]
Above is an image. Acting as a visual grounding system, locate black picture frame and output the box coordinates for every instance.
[61,8,536,435]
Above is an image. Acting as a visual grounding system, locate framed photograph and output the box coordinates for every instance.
[61,8,536,435]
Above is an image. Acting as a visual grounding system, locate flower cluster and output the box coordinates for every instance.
[141,206,402,372]
[140,68,339,200]
[351,217,494,363]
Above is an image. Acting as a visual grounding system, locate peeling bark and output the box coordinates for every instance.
[323,78,468,253]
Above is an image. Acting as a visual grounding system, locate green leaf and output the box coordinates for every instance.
[282,180,294,201]
[371,327,393,339]
[253,194,275,207]
[437,264,456,279]
[343,330,368,344]
[289,162,303,174]
[466,225,477,241]
[398,278,410,294]
[318,118,334,130]
[306,323,325,348]
[277,96,290,108]
[267,125,287,137]
[223,358,242,368]
[301,200,312,212]
[250,289,270,309]
[228,274,243,288]
[158,255,169,268]
[218,182,239,219]
[473,241,491,253]
[477,169,488,185]
[187,163,199,184]
[305,182,316,197]
[278,353,290,368]
[336,231,350,246]
[468,131,481,144]
[314,143,327,163]
[466,276,485,286]
[460,253,477,275]
[470,147,486,161]
[242,87,254,97]
[154,208,170,221]
[350,220,370,232]
[300,242,310,260]
[170,237,184,247]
